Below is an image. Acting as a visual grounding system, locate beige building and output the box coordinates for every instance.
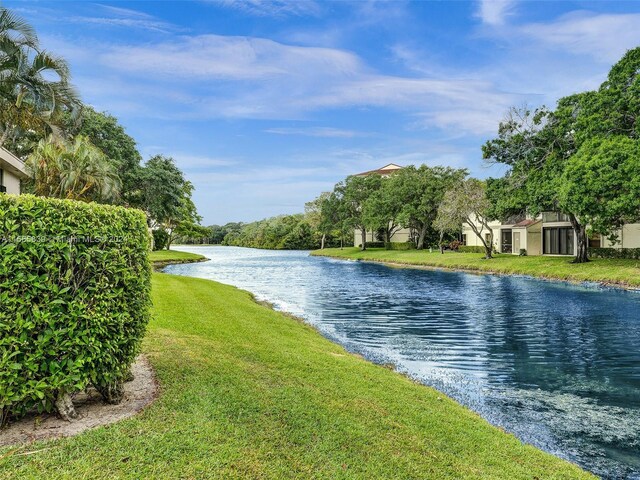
[0,147,27,195]
[353,163,413,246]
[462,212,640,256]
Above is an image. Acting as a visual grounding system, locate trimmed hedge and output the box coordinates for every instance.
[589,247,640,259]
[458,245,486,254]
[0,195,151,424]
[355,241,386,249]
[385,241,416,250]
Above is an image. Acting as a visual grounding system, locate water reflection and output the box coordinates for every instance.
[166,246,640,478]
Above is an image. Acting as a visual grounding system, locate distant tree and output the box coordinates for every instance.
[25,135,120,202]
[560,136,640,244]
[138,155,187,227]
[164,181,201,250]
[334,174,382,251]
[280,221,315,250]
[305,192,330,249]
[363,177,404,244]
[391,165,467,250]
[436,178,495,259]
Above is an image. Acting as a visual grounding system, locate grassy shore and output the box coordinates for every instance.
[312,247,640,287]
[149,249,207,268]
[0,252,592,479]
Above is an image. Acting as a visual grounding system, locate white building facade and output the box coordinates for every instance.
[0,147,27,195]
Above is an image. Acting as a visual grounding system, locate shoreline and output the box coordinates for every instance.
[312,249,640,292]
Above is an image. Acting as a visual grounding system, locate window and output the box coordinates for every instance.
[543,227,575,255]
[485,233,492,245]
[501,229,513,254]
[461,234,467,246]
[589,235,602,248]
[542,212,571,223]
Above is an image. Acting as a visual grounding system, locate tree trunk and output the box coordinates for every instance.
[361,228,367,251]
[439,231,445,254]
[95,380,125,405]
[483,242,493,259]
[55,391,78,421]
[320,233,326,250]
[416,225,427,250]
[569,214,589,263]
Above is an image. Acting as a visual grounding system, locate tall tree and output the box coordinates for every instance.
[363,177,404,244]
[164,181,201,250]
[138,155,188,227]
[63,107,143,206]
[305,192,332,249]
[484,48,640,262]
[436,178,495,259]
[0,7,79,147]
[560,136,640,243]
[334,174,382,251]
[392,165,467,250]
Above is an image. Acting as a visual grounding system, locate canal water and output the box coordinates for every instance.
[165,246,640,478]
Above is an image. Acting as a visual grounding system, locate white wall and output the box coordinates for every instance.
[2,169,21,194]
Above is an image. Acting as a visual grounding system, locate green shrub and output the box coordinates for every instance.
[385,241,416,250]
[458,245,486,253]
[152,228,168,250]
[589,247,640,259]
[0,194,151,424]
[519,248,528,256]
[364,241,385,248]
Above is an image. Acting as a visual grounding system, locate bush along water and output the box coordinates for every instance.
[0,195,151,424]
[589,247,640,259]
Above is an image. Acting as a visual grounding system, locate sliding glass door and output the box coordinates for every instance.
[543,227,575,255]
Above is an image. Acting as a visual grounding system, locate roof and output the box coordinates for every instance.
[512,219,541,228]
[0,147,28,179]
[355,163,403,177]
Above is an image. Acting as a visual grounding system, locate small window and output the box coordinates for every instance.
[461,234,467,246]
[589,235,601,248]
[485,233,492,244]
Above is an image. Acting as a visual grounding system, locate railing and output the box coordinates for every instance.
[542,212,571,223]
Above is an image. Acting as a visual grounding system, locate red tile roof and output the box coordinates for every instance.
[513,219,540,227]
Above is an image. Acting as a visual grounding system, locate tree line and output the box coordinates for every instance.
[0,7,203,249]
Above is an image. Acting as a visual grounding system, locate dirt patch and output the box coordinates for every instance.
[0,356,158,447]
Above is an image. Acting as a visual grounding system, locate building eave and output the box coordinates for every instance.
[0,147,28,179]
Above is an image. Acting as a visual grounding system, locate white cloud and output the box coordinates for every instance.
[476,0,515,26]
[69,16,177,33]
[210,0,322,18]
[518,11,640,62]
[82,33,520,133]
[264,127,369,138]
[100,34,363,80]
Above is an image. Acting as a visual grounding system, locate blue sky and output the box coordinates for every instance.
[7,1,640,225]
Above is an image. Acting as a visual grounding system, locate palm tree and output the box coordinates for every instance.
[26,135,121,203]
[0,7,80,146]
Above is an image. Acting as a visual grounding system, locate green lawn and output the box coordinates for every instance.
[0,267,593,479]
[149,249,206,267]
[312,247,640,287]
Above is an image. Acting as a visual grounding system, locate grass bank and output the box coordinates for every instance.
[0,256,592,478]
[312,247,640,287]
[149,249,207,268]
